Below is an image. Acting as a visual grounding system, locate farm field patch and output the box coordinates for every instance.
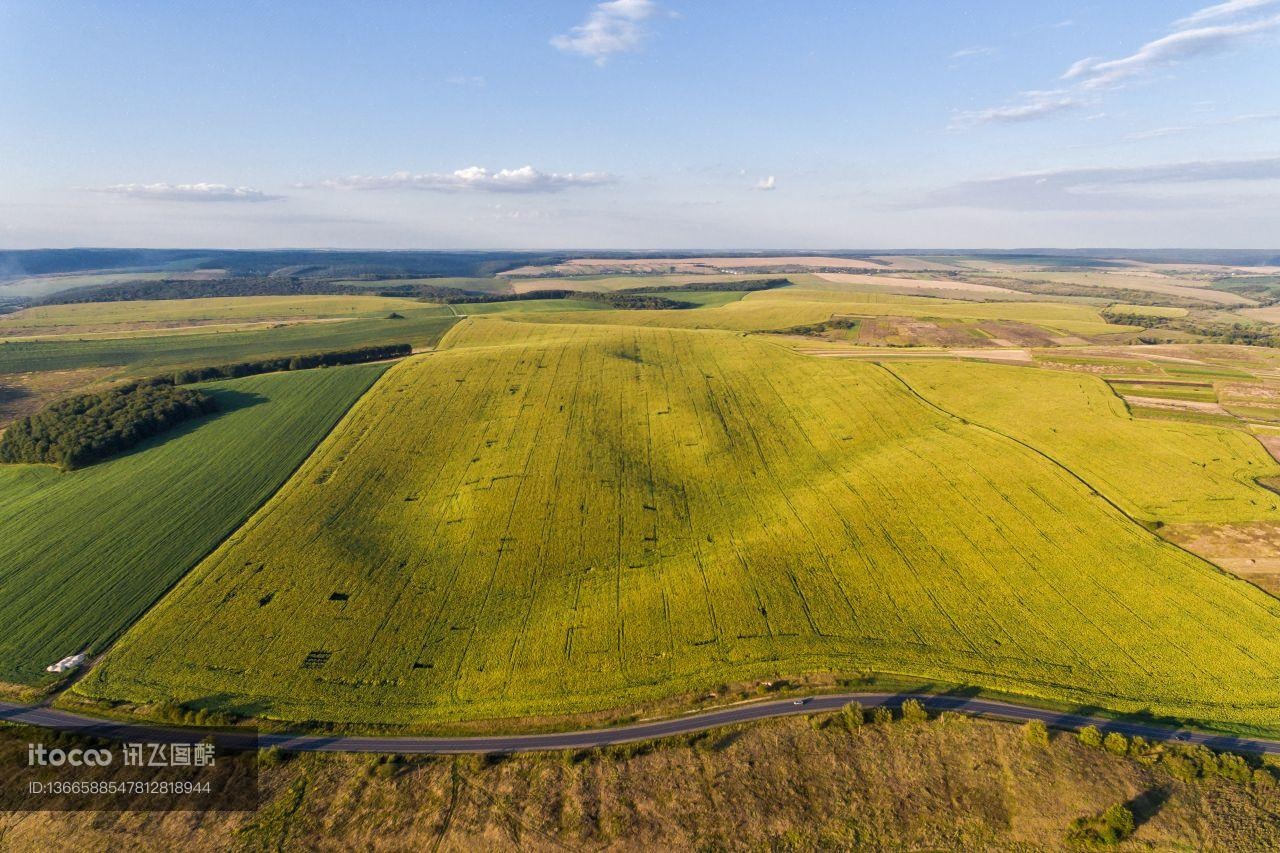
[0,362,389,685]
[887,360,1280,524]
[0,295,426,337]
[520,287,1130,338]
[78,319,1280,729]
[814,272,1015,295]
[980,270,1255,306]
[0,308,456,377]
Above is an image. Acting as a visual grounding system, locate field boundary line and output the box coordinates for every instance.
[873,361,1280,603]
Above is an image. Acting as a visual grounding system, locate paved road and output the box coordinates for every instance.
[3,694,1278,755]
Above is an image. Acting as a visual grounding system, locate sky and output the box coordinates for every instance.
[1,0,1279,250]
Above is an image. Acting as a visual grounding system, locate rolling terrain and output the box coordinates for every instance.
[76,318,1280,728]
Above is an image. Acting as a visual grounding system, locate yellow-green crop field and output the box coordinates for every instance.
[886,360,1280,524]
[77,318,1280,729]
[522,285,1132,338]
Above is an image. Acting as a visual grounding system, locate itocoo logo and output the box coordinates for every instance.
[27,743,113,766]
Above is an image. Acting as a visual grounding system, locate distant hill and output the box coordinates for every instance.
[0,249,573,282]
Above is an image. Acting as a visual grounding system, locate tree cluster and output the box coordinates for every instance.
[1066,803,1134,847]
[778,318,860,337]
[0,382,218,469]
[580,292,695,310]
[617,277,790,294]
[1101,309,1280,347]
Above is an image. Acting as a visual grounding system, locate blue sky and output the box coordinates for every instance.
[2,0,1279,249]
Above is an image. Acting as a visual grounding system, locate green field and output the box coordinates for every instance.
[0,362,388,685]
[0,308,456,376]
[886,361,1279,524]
[77,319,1280,728]
[0,294,426,337]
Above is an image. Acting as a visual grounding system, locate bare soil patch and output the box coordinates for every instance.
[1163,521,1280,596]
[0,367,115,428]
[815,272,1014,294]
[1121,395,1230,414]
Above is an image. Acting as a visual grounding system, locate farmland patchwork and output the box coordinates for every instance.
[77,319,1280,728]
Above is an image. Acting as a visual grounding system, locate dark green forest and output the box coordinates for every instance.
[0,383,218,469]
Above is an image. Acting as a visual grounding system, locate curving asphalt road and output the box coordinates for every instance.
[4,694,1280,756]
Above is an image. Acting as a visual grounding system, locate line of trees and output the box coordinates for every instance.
[37,276,370,305]
[0,383,219,469]
[580,292,695,310]
[617,277,790,294]
[170,343,411,384]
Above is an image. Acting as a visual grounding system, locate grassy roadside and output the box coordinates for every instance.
[5,707,1279,850]
[50,668,1280,743]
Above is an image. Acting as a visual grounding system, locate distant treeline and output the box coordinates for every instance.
[170,343,411,384]
[1102,309,1280,347]
[959,275,1216,309]
[0,383,218,469]
[38,273,793,309]
[377,284,507,301]
[38,276,365,305]
[0,249,571,282]
[618,277,790,294]
[582,292,695,310]
[395,277,791,309]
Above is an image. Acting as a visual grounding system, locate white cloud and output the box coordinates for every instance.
[1176,0,1280,27]
[949,46,996,60]
[922,156,1280,210]
[445,74,485,87]
[958,1,1280,129]
[88,182,280,202]
[1121,111,1280,141]
[551,0,660,64]
[1063,14,1280,89]
[323,166,616,193]
[754,175,776,191]
[950,90,1083,128]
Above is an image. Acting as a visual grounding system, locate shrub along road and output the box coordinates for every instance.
[2,693,1278,756]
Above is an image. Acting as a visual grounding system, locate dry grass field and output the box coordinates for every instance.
[5,713,1279,851]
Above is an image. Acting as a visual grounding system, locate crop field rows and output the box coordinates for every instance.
[0,308,456,376]
[886,361,1280,524]
[80,319,1280,727]
[0,362,390,684]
